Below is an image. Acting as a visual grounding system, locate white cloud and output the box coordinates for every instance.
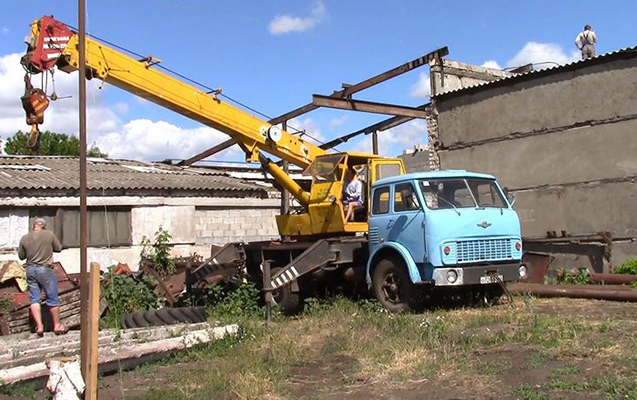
[284,117,325,146]
[328,115,347,131]
[506,42,579,68]
[481,60,502,70]
[0,53,117,142]
[409,72,430,99]
[0,52,238,162]
[2,28,9,36]
[268,1,327,35]
[352,119,428,156]
[96,119,240,161]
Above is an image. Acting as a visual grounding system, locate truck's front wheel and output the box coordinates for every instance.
[372,257,417,313]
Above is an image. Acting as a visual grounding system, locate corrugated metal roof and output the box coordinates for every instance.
[0,156,267,195]
[434,46,637,99]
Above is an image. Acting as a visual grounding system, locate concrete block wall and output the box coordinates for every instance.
[195,207,280,244]
[431,54,637,264]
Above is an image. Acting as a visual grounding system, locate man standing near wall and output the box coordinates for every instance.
[18,218,67,336]
[575,25,597,59]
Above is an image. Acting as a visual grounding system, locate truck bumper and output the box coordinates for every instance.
[431,262,522,286]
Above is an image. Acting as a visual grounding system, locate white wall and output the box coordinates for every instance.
[132,206,196,245]
[0,210,29,248]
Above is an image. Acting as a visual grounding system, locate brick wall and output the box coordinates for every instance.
[194,207,280,244]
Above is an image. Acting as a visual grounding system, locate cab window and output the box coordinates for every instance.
[375,164,401,181]
[372,186,390,215]
[394,183,420,212]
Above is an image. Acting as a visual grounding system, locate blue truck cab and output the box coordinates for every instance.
[366,170,525,311]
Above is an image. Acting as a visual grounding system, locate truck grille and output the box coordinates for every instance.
[456,238,512,263]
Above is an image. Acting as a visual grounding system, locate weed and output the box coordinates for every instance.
[555,268,592,285]
[614,259,637,275]
[522,351,550,370]
[140,226,176,276]
[515,385,550,400]
[0,382,38,398]
[101,266,161,328]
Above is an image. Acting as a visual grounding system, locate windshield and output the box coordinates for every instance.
[419,178,506,210]
[302,154,345,182]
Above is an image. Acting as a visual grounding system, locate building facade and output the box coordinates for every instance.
[0,156,281,273]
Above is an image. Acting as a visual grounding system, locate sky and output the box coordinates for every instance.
[0,0,635,163]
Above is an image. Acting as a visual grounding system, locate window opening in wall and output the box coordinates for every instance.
[28,207,132,248]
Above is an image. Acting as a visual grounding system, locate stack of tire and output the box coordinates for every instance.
[119,306,207,329]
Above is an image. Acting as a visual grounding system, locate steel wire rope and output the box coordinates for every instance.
[60,22,331,148]
[83,8,125,399]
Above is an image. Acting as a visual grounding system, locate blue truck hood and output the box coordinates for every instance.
[425,207,522,266]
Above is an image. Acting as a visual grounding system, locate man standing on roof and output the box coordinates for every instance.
[575,25,597,59]
[18,218,67,336]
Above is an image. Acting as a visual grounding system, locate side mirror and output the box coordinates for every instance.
[503,187,516,206]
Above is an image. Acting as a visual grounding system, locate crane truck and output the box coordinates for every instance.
[20,16,527,313]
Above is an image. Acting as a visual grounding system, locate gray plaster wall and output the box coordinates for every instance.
[439,119,637,189]
[436,57,637,147]
[431,54,637,264]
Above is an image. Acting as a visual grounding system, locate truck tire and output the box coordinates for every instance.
[270,267,303,315]
[118,307,207,328]
[372,256,418,313]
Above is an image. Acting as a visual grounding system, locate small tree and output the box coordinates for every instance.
[4,130,107,157]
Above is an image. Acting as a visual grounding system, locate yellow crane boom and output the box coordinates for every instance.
[21,16,322,206]
[21,15,405,237]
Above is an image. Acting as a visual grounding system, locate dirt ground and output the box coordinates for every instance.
[92,297,637,400]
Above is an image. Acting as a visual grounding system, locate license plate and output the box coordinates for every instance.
[480,274,503,284]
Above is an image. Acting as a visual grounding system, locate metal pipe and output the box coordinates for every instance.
[280,121,290,216]
[590,273,637,285]
[508,283,637,302]
[78,0,89,382]
[372,130,379,155]
[259,154,310,207]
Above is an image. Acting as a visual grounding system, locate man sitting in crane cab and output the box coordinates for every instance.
[343,167,363,222]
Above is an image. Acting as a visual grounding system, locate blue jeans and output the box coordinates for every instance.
[26,264,59,307]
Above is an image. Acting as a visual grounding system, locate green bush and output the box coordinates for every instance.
[181,281,262,321]
[101,267,161,328]
[555,268,592,285]
[614,259,637,275]
[141,227,176,276]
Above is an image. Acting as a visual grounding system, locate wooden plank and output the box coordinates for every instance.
[0,324,238,386]
[85,263,100,400]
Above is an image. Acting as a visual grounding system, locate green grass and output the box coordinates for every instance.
[85,296,637,399]
[0,382,38,399]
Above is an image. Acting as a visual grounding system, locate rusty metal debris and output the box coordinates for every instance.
[508,283,637,302]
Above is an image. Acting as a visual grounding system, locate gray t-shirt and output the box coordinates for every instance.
[18,230,62,266]
[344,178,362,203]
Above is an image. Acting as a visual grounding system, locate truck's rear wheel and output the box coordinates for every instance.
[372,257,417,313]
[270,267,303,315]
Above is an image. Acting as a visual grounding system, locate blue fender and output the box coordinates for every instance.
[366,242,423,284]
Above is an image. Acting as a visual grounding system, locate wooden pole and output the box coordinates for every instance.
[85,262,100,399]
[78,0,90,382]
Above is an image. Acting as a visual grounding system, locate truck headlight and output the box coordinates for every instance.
[443,245,451,255]
[518,264,528,278]
[446,269,458,284]
[515,241,522,251]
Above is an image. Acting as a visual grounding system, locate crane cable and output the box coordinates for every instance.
[60,22,333,149]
